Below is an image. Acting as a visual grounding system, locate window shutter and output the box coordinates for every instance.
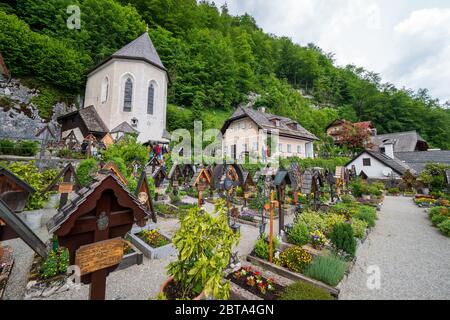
[147,84,155,115]
[123,78,133,112]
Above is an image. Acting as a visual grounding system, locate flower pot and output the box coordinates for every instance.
[160,276,206,300]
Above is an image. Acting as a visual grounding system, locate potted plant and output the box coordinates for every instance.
[159,199,239,300]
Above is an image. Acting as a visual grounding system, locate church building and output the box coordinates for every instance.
[58,32,169,144]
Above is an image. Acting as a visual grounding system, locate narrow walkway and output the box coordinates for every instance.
[339,196,450,300]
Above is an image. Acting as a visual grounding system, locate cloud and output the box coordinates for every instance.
[213,1,450,102]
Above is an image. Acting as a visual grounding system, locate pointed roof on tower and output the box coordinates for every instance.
[89,32,167,76]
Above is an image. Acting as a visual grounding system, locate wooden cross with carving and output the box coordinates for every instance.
[264,191,279,263]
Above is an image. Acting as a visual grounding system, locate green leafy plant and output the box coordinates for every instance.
[167,199,239,300]
[296,211,326,233]
[352,206,377,228]
[5,162,58,210]
[76,158,98,187]
[138,229,170,248]
[278,281,333,300]
[351,218,368,239]
[329,223,356,257]
[287,222,310,246]
[254,236,280,261]
[323,214,347,235]
[41,247,70,279]
[438,219,450,237]
[304,254,347,287]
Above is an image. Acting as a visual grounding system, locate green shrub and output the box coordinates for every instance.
[330,223,356,257]
[352,206,377,228]
[438,219,450,237]
[350,179,364,198]
[5,161,58,210]
[367,185,382,197]
[304,254,347,287]
[297,212,326,233]
[278,281,333,300]
[0,139,15,155]
[254,236,280,261]
[341,194,356,204]
[287,222,310,246]
[323,214,347,235]
[41,247,70,279]
[388,188,400,194]
[16,140,39,156]
[76,158,98,187]
[351,218,368,239]
[432,215,448,227]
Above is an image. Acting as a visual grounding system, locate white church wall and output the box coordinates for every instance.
[84,58,168,143]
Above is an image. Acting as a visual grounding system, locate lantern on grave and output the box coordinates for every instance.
[190,168,211,207]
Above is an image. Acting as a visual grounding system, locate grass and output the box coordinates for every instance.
[278,281,334,300]
[304,254,348,287]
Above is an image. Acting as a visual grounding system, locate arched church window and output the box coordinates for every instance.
[123,77,133,112]
[101,77,109,103]
[147,83,155,115]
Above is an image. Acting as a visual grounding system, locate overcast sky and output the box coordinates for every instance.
[212,0,450,103]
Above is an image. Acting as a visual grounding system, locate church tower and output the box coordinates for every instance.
[84,32,169,143]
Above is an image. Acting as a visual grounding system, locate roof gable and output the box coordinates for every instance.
[222,107,318,141]
[111,121,139,134]
[372,131,428,152]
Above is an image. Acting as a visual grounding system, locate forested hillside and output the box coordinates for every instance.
[0,0,449,149]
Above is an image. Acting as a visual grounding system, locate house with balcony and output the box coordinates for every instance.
[326,119,377,145]
[221,106,319,160]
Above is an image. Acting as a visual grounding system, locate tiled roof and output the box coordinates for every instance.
[79,106,109,133]
[395,151,450,173]
[347,150,414,176]
[222,107,319,141]
[47,172,149,233]
[371,131,428,152]
[112,33,165,71]
[111,121,139,134]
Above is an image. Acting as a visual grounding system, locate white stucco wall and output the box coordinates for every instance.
[84,58,168,143]
[346,153,400,179]
[222,117,314,160]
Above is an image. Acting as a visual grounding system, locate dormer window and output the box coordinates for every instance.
[272,119,281,127]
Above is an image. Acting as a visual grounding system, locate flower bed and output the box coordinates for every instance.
[415,197,437,208]
[116,238,144,271]
[129,227,176,260]
[227,266,284,300]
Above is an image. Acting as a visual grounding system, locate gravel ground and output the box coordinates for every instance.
[2,196,295,300]
[339,196,450,300]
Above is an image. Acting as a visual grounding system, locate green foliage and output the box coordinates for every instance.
[167,199,239,300]
[280,157,350,172]
[350,179,364,198]
[329,223,356,257]
[5,161,58,210]
[351,218,368,239]
[304,254,347,287]
[323,214,347,235]
[352,206,377,228]
[254,236,280,261]
[41,247,70,279]
[287,222,310,246]
[103,135,148,176]
[0,139,39,156]
[296,211,326,234]
[419,164,450,191]
[2,0,450,148]
[432,214,447,227]
[438,219,450,237]
[76,158,98,187]
[278,281,333,300]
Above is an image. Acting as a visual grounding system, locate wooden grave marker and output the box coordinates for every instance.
[42,164,82,210]
[102,162,128,186]
[75,238,124,276]
[47,172,150,300]
[190,168,211,207]
[0,167,36,213]
[135,170,157,223]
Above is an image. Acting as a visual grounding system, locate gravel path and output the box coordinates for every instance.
[339,196,450,300]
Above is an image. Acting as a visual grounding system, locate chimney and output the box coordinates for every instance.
[258,107,266,113]
[383,142,395,159]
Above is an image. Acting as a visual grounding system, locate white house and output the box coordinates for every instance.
[345,142,412,180]
[221,106,318,160]
[83,32,169,144]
